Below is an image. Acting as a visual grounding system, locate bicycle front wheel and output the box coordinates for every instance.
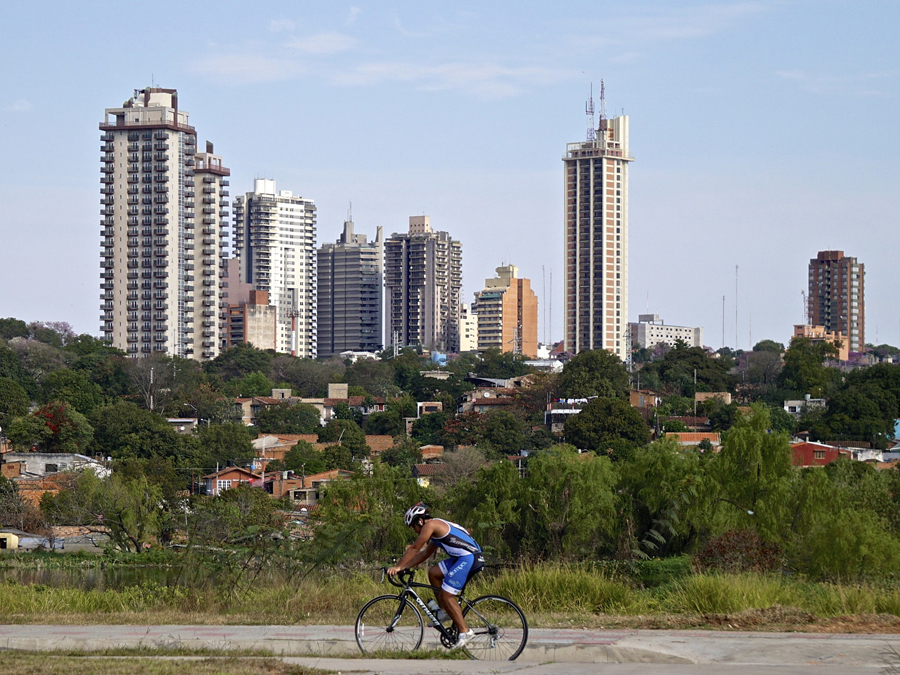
[461,594,528,661]
[355,594,424,654]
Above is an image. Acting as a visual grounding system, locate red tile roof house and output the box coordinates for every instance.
[791,441,851,467]
[202,467,262,495]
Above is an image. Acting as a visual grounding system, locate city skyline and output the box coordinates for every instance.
[2,2,899,351]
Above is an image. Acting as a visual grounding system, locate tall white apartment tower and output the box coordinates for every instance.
[99,87,229,360]
[232,179,317,357]
[563,86,633,361]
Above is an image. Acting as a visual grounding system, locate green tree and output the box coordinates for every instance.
[620,437,705,558]
[206,343,275,381]
[255,402,321,434]
[226,371,275,397]
[379,437,423,471]
[477,410,526,458]
[476,348,533,379]
[0,377,29,429]
[318,419,369,459]
[753,340,785,353]
[448,458,522,558]
[345,358,398,397]
[649,342,729,397]
[411,411,450,445]
[311,462,430,561]
[812,382,896,447]
[41,368,105,415]
[0,318,28,341]
[7,401,93,453]
[558,349,630,399]
[193,422,255,471]
[563,397,650,457]
[778,337,840,398]
[90,400,181,460]
[519,447,619,558]
[42,471,163,552]
[270,355,343,397]
[706,405,794,541]
[282,440,327,475]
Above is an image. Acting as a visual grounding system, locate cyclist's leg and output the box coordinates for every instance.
[435,555,477,634]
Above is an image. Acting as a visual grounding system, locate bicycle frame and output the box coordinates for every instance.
[383,568,473,645]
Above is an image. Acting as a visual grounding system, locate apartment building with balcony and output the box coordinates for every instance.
[232,179,317,357]
[564,88,633,361]
[99,87,228,359]
[317,218,383,357]
[808,250,865,353]
[474,264,538,357]
[384,216,462,352]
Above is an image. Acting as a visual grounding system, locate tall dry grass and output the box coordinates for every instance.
[4,565,900,625]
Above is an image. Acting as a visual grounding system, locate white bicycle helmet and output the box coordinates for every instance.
[404,502,430,527]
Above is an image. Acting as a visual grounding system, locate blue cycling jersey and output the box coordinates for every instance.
[428,518,482,557]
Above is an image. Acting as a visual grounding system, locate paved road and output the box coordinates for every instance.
[2,625,899,674]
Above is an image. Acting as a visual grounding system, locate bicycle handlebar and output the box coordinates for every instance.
[381,566,415,587]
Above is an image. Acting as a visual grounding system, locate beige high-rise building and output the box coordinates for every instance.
[564,88,632,361]
[99,87,229,360]
[384,216,462,352]
[474,265,538,357]
[232,179,317,357]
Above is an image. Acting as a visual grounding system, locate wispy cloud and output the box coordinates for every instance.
[333,61,572,99]
[191,54,307,84]
[573,2,766,49]
[287,32,357,55]
[6,99,33,112]
[776,69,896,95]
[609,51,644,65]
[346,6,361,25]
[269,19,295,33]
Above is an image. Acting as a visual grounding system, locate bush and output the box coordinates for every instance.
[695,529,782,573]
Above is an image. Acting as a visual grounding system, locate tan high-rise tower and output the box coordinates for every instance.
[99,87,229,360]
[474,265,538,357]
[563,85,632,361]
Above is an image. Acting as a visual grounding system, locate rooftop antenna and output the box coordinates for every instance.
[801,290,808,324]
[585,84,595,141]
[598,79,607,139]
[348,201,352,221]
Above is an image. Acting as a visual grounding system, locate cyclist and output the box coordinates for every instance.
[388,502,484,649]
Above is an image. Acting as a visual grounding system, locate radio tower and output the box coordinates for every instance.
[597,79,607,139]
[585,84,595,141]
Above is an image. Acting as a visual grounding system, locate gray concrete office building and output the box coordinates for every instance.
[384,216,462,352]
[317,218,384,357]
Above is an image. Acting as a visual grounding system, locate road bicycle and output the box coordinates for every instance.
[355,567,528,660]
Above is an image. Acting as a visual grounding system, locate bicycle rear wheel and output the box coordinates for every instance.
[461,594,528,661]
[355,594,424,654]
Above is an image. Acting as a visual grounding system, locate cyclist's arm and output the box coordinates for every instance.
[388,520,442,575]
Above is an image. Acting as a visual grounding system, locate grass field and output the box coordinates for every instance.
[3,560,900,632]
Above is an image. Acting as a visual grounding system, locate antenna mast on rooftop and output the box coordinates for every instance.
[598,79,607,139]
[585,84,595,141]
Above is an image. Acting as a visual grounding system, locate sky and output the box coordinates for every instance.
[1,1,898,351]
